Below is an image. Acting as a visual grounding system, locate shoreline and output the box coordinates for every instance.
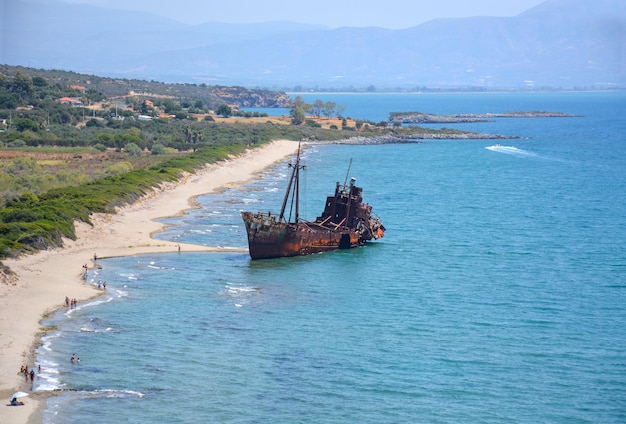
[0,139,300,424]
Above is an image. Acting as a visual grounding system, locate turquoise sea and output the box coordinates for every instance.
[36,92,626,423]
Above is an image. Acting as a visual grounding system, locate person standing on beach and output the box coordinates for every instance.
[30,369,35,382]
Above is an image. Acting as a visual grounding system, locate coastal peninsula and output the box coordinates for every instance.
[389,111,578,124]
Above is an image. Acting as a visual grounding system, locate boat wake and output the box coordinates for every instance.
[485,145,538,158]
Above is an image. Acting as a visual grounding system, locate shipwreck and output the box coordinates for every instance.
[241,144,385,259]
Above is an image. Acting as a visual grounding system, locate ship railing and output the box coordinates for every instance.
[331,218,347,229]
[301,220,342,232]
[254,211,282,223]
[317,215,333,226]
[315,215,348,229]
[370,211,383,224]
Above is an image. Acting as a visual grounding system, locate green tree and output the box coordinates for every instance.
[84,88,105,103]
[291,96,311,114]
[86,118,103,128]
[11,72,33,103]
[322,101,336,119]
[160,99,180,114]
[97,133,114,147]
[216,104,232,117]
[114,133,142,150]
[290,106,306,125]
[31,76,49,87]
[15,118,39,132]
[140,101,149,114]
[291,96,307,108]
[312,100,324,118]
[336,105,346,119]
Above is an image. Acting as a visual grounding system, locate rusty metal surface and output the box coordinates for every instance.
[241,146,384,260]
[241,212,360,259]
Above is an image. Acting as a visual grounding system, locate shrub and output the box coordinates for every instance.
[305,119,321,128]
[106,162,134,175]
[86,118,103,128]
[125,142,142,157]
[15,118,39,132]
[8,140,27,148]
[151,143,166,155]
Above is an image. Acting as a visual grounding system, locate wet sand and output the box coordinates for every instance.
[0,140,300,423]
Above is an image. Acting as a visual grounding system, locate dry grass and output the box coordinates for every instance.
[214,114,358,130]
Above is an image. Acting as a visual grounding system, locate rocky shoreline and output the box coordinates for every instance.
[312,132,518,145]
[389,111,578,124]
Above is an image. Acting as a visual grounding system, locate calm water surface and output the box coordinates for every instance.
[38,92,626,423]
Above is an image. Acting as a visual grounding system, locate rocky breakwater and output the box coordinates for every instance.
[314,132,518,146]
[389,111,578,124]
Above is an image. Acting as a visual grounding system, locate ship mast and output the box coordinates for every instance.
[343,158,354,228]
[279,143,304,222]
[342,158,353,188]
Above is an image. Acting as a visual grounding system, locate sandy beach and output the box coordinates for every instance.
[0,140,300,424]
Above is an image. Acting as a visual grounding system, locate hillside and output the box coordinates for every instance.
[2,66,499,206]
[0,65,290,109]
[2,0,625,89]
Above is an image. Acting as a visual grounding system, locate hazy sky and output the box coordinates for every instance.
[60,0,547,29]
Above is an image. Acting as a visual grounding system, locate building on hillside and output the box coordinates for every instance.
[58,97,83,106]
[68,85,86,92]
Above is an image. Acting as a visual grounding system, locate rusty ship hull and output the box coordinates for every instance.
[241,144,384,260]
[241,212,361,259]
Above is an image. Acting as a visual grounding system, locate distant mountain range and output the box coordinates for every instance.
[2,0,625,90]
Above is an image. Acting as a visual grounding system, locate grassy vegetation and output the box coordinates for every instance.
[0,143,253,259]
[0,121,391,260]
[0,66,492,264]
